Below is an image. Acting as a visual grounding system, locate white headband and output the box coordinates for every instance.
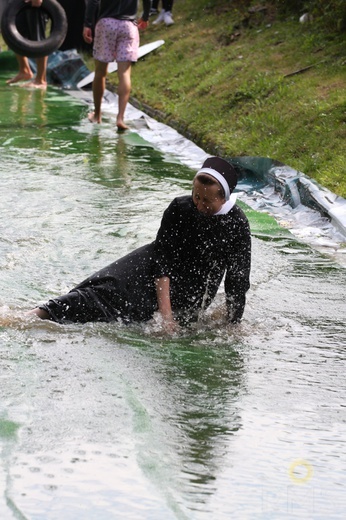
[195,167,231,200]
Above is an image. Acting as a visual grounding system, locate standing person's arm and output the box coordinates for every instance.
[153,198,185,333]
[155,276,178,332]
[83,0,99,43]
[225,210,251,323]
[83,26,93,44]
[138,0,151,29]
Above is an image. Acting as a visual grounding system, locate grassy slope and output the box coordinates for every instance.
[112,0,345,197]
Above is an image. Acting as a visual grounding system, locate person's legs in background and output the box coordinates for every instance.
[88,18,139,129]
[153,0,175,26]
[116,61,132,130]
[113,19,139,130]
[35,56,48,86]
[6,55,48,88]
[88,59,108,123]
[25,55,48,88]
[6,55,34,84]
[150,0,159,16]
[163,0,174,25]
[89,59,133,129]
[6,3,48,88]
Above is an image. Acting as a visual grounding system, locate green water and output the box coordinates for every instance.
[1,72,346,519]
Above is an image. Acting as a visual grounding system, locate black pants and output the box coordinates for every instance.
[40,244,158,324]
[151,0,174,12]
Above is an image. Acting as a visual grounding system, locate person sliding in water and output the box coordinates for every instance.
[82,0,150,131]
[28,157,251,333]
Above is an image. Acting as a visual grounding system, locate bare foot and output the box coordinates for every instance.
[0,308,27,327]
[21,80,47,90]
[88,111,101,123]
[6,71,34,85]
[116,120,129,131]
[0,308,51,328]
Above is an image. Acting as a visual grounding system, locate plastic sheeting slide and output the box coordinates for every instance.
[228,157,346,238]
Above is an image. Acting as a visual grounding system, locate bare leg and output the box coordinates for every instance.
[0,307,50,327]
[33,56,48,88]
[23,56,48,89]
[89,60,108,123]
[6,55,33,84]
[116,61,132,130]
[27,308,50,319]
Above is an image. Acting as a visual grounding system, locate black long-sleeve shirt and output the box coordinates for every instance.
[153,195,251,322]
[84,0,151,28]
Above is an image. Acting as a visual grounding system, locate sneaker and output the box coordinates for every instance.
[164,11,174,26]
[152,10,165,25]
[149,8,158,17]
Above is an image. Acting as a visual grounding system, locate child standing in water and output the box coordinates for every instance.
[83,0,150,130]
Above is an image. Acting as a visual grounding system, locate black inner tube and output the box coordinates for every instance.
[1,0,67,58]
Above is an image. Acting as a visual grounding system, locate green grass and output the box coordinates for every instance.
[122,0,346,197]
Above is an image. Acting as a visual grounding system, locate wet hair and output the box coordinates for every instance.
[194,173,225,198]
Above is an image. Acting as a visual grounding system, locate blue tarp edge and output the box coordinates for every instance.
[227,157,346,238]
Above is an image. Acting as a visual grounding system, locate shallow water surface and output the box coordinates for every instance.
[1,81,346,519]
